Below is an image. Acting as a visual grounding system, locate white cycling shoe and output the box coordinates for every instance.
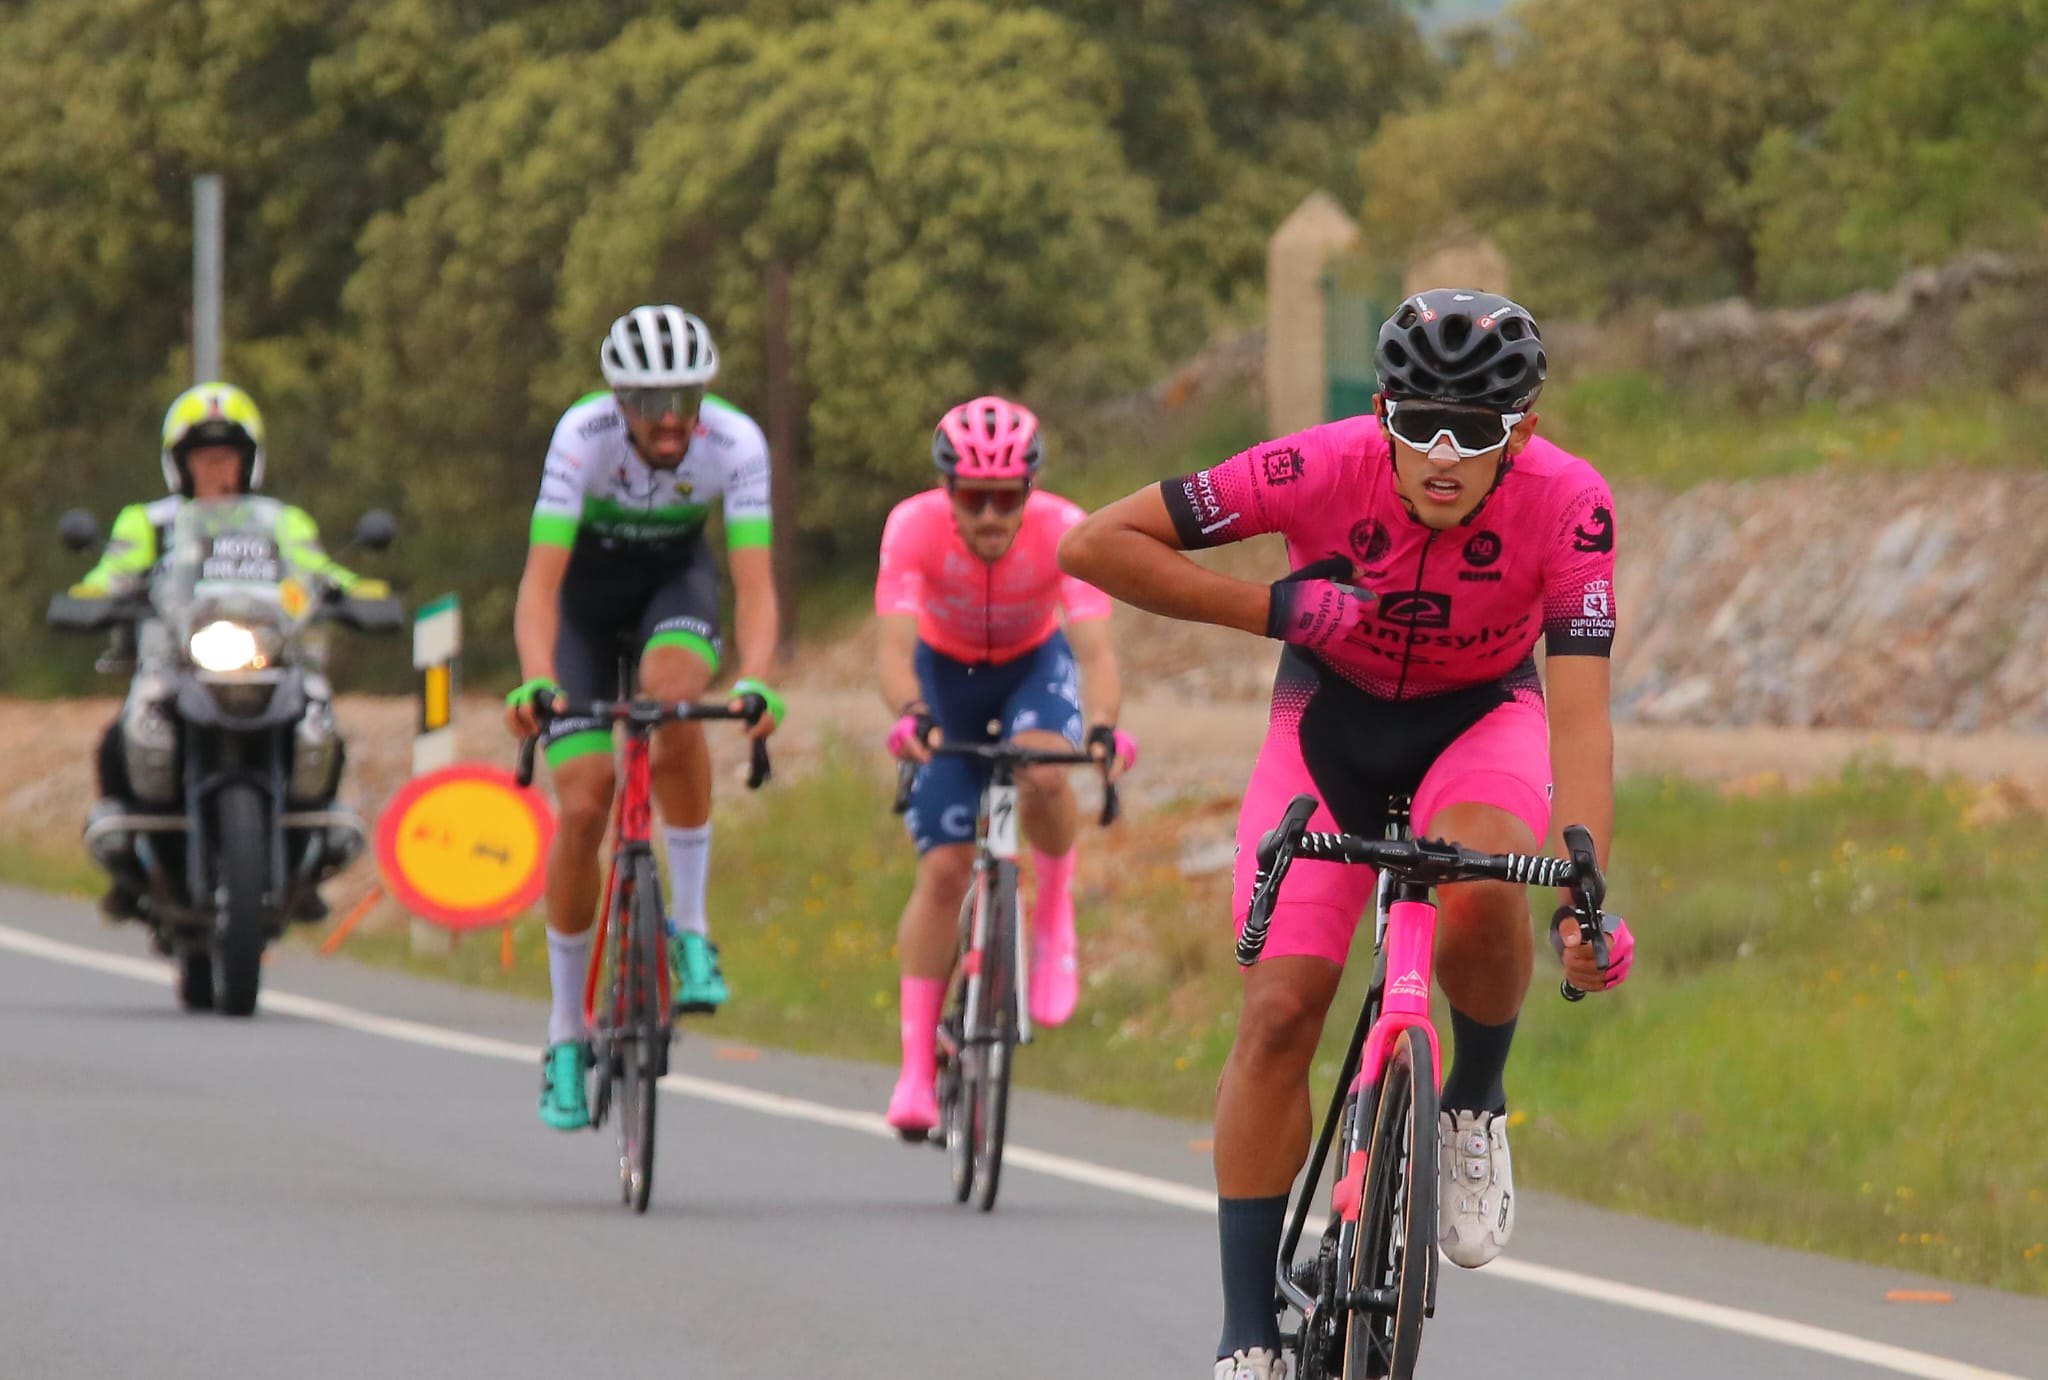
[1438,1108,1515,1267]
[1214,1347,1288,1380]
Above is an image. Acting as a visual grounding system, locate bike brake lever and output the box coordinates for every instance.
[891,758,916,816]
[512,690,561,790]
[1096,747,1123,827]
[747,738,771,790]
[1557,823,1608,1002]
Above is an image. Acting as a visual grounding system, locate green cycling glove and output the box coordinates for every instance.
[505,677,560,711]
[730,677,785,728]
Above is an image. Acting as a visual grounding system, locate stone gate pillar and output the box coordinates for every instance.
[1266,191,1361,435]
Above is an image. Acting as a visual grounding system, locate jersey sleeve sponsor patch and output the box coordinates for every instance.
[1544,478,1618,656]
[1160,441,1301,549]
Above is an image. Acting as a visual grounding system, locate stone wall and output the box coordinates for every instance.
[1615,470,2048,730]
[1648,252,2047,405]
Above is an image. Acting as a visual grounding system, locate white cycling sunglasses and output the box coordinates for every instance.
[1383,400,1525,458]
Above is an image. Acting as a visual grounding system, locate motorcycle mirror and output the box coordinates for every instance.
[59,509,103,552]
[352,509,397,551]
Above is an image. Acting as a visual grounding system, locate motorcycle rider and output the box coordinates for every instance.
[72,381,387,922]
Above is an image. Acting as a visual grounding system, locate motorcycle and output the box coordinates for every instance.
[46,497,405,1016]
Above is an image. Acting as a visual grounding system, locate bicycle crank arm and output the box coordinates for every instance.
[1275,1267,1317,1317]
[1341,1285,1402,1316]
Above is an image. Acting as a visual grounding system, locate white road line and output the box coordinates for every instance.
[0,920,2028,1380]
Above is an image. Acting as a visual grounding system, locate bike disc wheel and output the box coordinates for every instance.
[972,862,1019,1213]
[1342,1024,1437,1380]
[619,856,668,1214]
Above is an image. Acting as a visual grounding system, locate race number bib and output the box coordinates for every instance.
[985,784,1020,860]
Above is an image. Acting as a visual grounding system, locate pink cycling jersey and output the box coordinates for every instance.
[875,488,1112,664]
[1162,414,1617,697]
[1160,414,1618,967]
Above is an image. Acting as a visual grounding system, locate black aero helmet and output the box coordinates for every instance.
[1374,288,1547,411]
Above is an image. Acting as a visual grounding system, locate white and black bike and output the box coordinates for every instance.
[892,740,1118,1210]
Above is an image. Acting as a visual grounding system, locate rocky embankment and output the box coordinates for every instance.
[801,468,2048,733]
[1618,469,2048,730]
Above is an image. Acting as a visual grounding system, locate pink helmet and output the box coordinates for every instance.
[932,396,1043,480]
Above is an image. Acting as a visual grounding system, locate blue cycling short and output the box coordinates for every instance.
[904,631,1083,854]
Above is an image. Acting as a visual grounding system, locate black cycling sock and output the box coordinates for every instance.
[1440,1007,1516,1115]
[1217,1194,1288,1358]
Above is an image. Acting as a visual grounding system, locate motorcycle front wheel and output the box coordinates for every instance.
[213,783,270,1018]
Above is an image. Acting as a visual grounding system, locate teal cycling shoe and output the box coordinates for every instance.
[537,1041,592,1131]
[669,930,730,1014]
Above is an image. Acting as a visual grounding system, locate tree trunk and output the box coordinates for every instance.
[763,258,799,662]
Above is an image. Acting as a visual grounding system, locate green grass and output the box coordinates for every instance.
[1515,766,2048,1293]
[1045,367,2048,515]
[0,842,100,897]
[6,756,2042,1292]
[1536,369,2048,489]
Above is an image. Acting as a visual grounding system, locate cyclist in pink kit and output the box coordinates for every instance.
[1060,291,1637,1379]
[875,397,1136,1137]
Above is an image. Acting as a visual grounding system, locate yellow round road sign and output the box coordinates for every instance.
[375,764,554,929]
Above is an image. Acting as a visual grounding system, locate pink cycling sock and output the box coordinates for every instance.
[1030,848,1077,942]
[898,976,945,1079]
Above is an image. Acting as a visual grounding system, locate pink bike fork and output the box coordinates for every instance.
[1331,898,1443,1223]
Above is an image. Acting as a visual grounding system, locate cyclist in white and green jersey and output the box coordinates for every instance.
[503,305,784,1132]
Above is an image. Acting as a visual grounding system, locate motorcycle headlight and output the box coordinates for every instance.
[190,619,263,672]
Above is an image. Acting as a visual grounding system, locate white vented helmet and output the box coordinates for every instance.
[600,305,720,388]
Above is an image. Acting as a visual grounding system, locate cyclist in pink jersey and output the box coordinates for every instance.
[1061,291,1637,1379]
[875,397,1136,1137]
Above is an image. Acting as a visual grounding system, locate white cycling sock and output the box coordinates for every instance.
[545,927,590,1046]
[664,823,712,938]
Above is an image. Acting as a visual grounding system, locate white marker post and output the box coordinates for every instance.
[409,594,462,954]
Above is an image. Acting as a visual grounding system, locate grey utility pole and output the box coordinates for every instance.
[193,174,223,382]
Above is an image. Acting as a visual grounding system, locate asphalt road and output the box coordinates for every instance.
[2,885,2040,1380]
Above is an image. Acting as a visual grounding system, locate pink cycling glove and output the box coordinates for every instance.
[1266,559,1376,655]
[1086,724,1139,771]
[887,709,932,759]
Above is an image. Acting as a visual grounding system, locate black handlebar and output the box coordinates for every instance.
[890,738,1122,828]
[514,690,772,791]
[46,593,153,633]
[47,589,406,635]
[1243,792,1609,1001]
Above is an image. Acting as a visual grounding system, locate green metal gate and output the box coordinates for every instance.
[1323,264,1401,421]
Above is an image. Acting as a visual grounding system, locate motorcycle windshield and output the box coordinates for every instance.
[159,497,316,635]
